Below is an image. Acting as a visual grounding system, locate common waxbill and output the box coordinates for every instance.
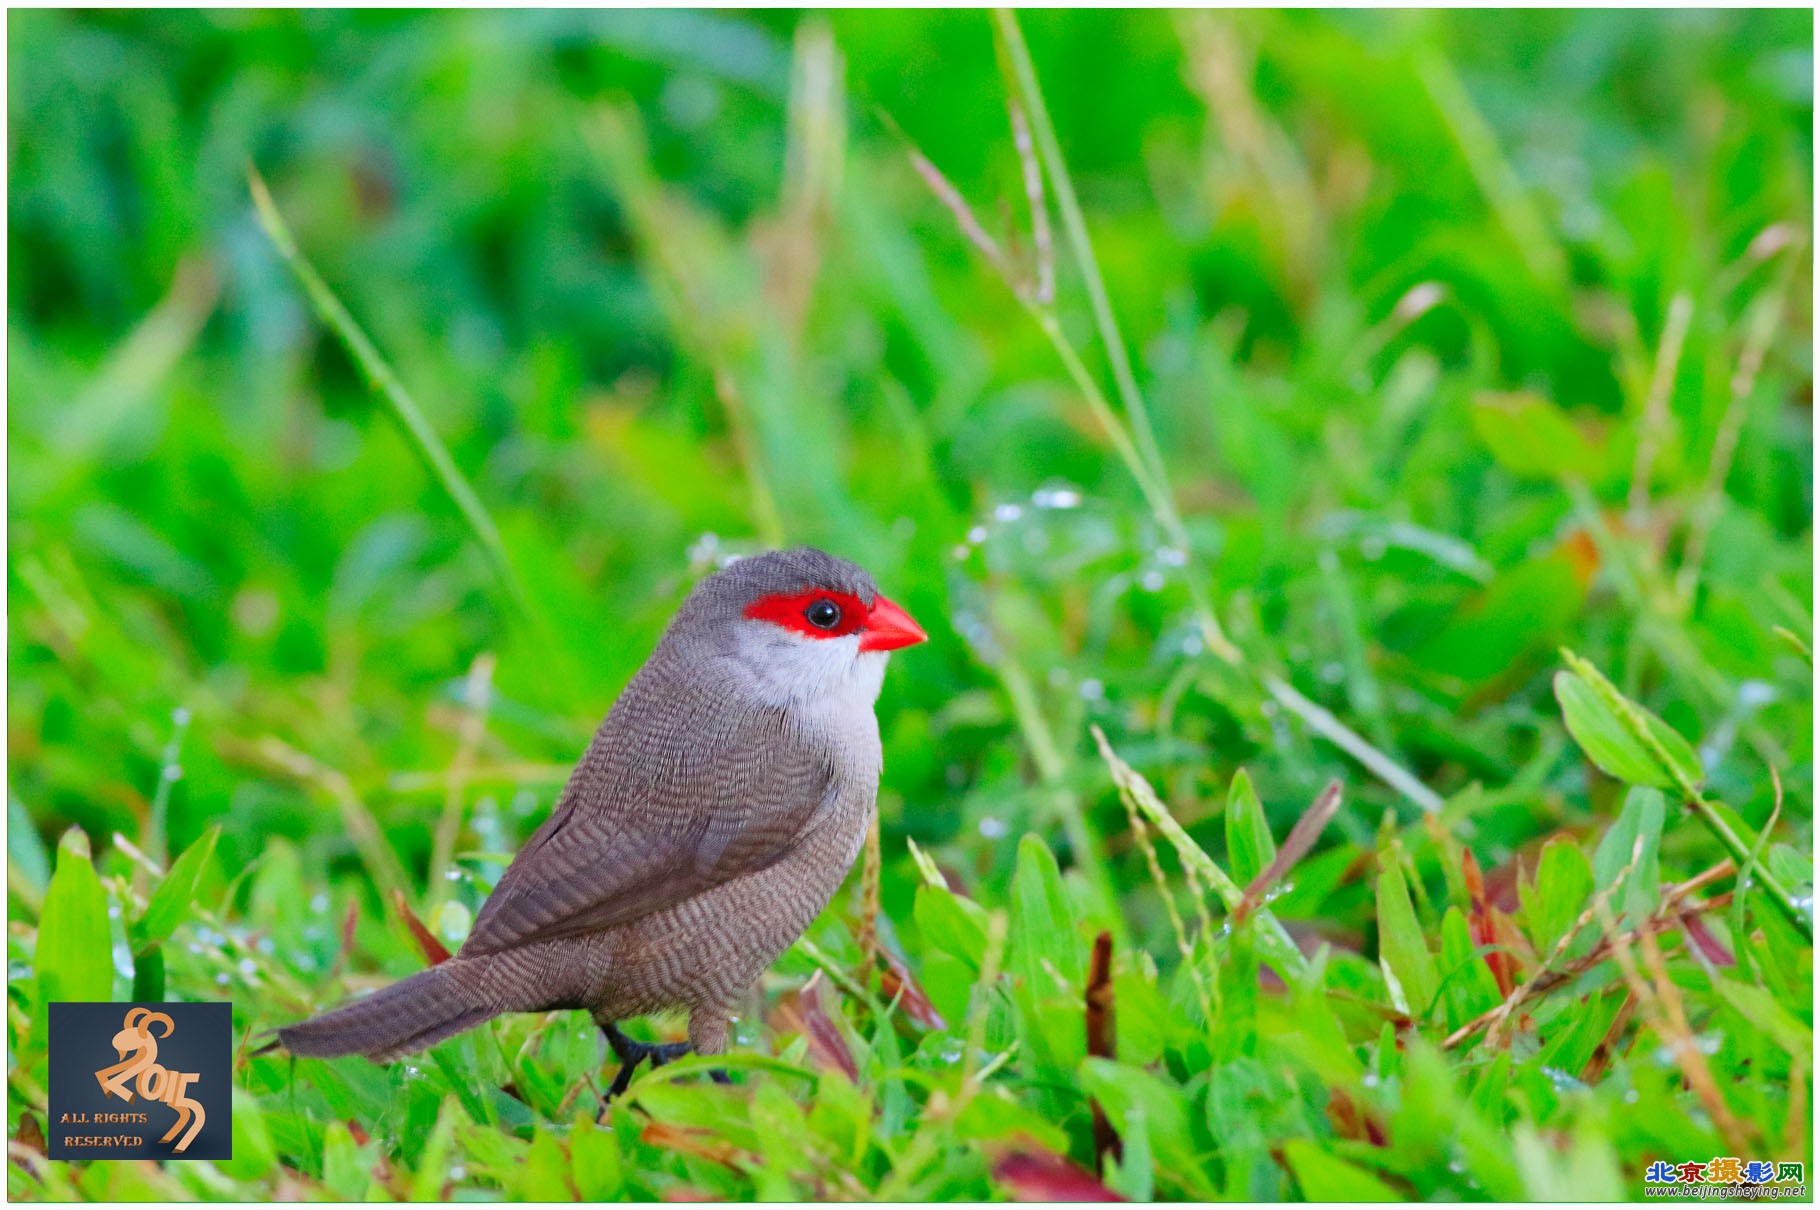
[276,548,926,1091]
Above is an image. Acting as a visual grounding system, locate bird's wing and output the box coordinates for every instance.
[459,677,836,957]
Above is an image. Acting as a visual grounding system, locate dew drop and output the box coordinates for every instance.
[993,503,1022,522]
[1738,679,1776,708]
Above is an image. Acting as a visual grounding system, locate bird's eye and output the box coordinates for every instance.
[804,598,842,630]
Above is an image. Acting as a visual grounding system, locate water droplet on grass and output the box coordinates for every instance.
[1032,486,1082,510]
[1541,1066,1586,1092]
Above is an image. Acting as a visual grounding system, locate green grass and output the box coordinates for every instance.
[8,8,1814,1201]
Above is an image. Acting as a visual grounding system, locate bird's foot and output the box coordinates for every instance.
[599,1024,696,1112]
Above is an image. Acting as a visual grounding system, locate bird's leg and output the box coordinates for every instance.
[599,1021,696,1108]
[688,1009,734,1086]
[645,1040,694,1069]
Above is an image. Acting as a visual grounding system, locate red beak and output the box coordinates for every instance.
[858,594,927,653]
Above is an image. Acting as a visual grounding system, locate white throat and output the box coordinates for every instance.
[725,624,889,715]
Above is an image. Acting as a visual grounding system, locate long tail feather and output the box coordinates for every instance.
[276,961,496,1061]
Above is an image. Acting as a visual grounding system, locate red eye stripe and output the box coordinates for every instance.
[743,589,869,639]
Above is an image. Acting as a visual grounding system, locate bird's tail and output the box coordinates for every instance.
[275,960,499,1061]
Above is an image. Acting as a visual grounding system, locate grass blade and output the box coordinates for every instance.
[247,167,531,620]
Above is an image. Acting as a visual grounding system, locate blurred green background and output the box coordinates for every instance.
[7,8,1813,1201]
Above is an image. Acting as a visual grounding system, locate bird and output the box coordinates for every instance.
[274,547,926,1097]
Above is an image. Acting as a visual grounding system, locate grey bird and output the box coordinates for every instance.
[275,548,926,1094]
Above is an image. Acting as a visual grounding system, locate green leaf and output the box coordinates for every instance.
[407,1099,464,1201]
[1438,906,1502,1028]
[35,829,112,1036]
[1009,833,1084,994]
[1590,787,1664,929]
[221,1089,277,1183]
[1537,990,1624,1074]
[1105,1092,1155,1202]
[1080,1057,1215,1200]
[1471,391,1603,480]
[519,1130,571,1200]
[1376,849,1438,1017]
[320,1121,378,1200]
[1521,837,1594,957]
[130,944,164,1002]
[8,795,50,902]
[1554,658,1704,792]
[1413,555,1585,683]
[1515,1122,1623,1201]
[567,1106,626,1193]
[1283,1139,1401,1201]
[912,883,990,971]
[1716,980,1811,1058]
[134,826,220,951]
[1224,768,1275,886]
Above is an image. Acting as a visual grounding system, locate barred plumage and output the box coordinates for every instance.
[275,548,921,1072]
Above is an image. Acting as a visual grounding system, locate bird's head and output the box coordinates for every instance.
[672,547,927,709]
